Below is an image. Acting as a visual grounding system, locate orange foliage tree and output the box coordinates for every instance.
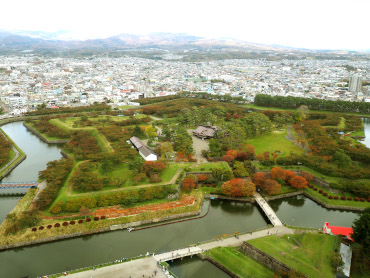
[221,154,235,163]
[222,178,256,197]
[183,177,197,191]
[289,176,308,189]
[226,150,238,159]
[197,174,208,182]
[299,171,314,181]
[252,172,268,187]
[262,179,281,195]
[270,167,286,181]
[284,170,296,182]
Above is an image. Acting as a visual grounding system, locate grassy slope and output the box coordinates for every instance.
[190,161,231,172]
[248,233,337,278]
[205,246,274,278]
[246,130,305,157]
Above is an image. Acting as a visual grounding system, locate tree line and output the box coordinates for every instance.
[254,94,370,114]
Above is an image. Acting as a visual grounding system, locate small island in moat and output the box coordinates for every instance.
[0,95,369,278]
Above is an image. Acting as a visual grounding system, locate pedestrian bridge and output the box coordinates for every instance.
[254,193,283,226]
[0,181,38,189]
[154,246,203,262]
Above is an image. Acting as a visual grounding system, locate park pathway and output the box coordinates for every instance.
[285,126,308,154]
[254,193,283,226]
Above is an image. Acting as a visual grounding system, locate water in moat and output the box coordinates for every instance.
[0,121,63,224]
[0,120,366,278]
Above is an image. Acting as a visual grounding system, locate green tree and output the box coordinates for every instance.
[332,150,352,169]
[351,207,370,255]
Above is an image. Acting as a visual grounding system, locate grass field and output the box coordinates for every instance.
[190,161,231,172]
[205,247,274,278]
[248,233,338,278]
[305,184,369,208]
[246,130,305,157]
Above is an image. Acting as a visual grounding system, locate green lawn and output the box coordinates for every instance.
[305,184,369,208]
[248,233,338,278]
[118,105,134,109]
[247,130,305,157]
[205,247,274,278]
[26,122,68,141]
[351,130,365,137]
[190,161,231,172]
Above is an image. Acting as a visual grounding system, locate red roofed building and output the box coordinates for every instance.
[323,222,354,242]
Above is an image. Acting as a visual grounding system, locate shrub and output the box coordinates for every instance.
[347,197,352,201]
[101,216,106,220]
[323,192,328,196]
[94,217,99,221]
[54,223,60,228]
[49,201,64,214]
[309,185,314,189]
[314,188,318,191]
[197,174,208,182]
[47,225,52,229]
[341,196,346,200]
[212,184,217,187]
[78,219,84,224]
[70,220,75,225]
[319,189,323,194]
[360,198,365,202]
[86,218,91,222]
[354,197,359,201]
[62,222,68,226]
[149,173,162,183]
[334,196,339,200]
[39,226,44,230]
[206,184,211,187]
[329,196,333,199]
[368,198,370,202]
[32,227,37,232]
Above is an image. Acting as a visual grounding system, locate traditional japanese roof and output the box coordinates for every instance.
[323,222,354,241]
[193,125,218,138]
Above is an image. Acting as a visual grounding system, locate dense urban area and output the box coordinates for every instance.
[0,55,369,116]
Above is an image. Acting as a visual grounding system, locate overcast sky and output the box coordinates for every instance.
[1,0,369,50]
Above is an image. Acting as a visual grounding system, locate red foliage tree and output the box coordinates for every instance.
[197,174,208,182]
[299,171,314,181]
[221,154,235,163]
[252,172,268,187]
[221,179,256,197]
[183,177,197,191]
[226,150,238,159]
[284,171,296,182]
[289,176,308,189]
[270,167,286,181]
[262,179,281,195]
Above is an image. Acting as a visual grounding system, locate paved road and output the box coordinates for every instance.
[66,257,166,278]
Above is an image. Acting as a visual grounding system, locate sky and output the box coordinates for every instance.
[1,0,369,50]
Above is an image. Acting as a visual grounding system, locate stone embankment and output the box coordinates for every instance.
[23,122,69,144]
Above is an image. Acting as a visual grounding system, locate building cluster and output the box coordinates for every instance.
[0,55,369,115]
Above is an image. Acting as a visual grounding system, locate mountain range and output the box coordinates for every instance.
[0,30,317,52]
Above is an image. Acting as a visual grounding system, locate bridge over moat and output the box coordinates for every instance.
[254,193,283,226]
[0,181,38,189]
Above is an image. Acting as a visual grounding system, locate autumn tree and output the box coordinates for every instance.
[222,154,235,163]
[183,177,197,191]
[252,172,268,187]
[222,179,256,197]
[299,171,314,181]
[141,161,166,177]
[262,179,281,195]
[226,150,238,159]
[79,206,90,220]
[285,171,296,182]
[289,176,308,189]
[270,167,286,181]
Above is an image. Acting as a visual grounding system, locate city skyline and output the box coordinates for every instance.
[1,0,369,51]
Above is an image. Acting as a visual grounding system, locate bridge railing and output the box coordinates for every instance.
[156,250,203,262]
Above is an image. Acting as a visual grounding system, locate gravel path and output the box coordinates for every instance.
[187,130,209,163]
[285,126,308,154]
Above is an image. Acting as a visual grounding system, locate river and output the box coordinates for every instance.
[0,120,366,278]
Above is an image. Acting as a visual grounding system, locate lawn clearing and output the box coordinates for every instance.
[190,161,231,172]
[247,130,305,157]
[248,233,338,278]
[205,246,274,278]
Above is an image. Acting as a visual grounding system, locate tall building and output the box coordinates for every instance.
[349,74,362,93]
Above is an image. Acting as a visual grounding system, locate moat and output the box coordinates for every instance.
[0,120,368,278]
